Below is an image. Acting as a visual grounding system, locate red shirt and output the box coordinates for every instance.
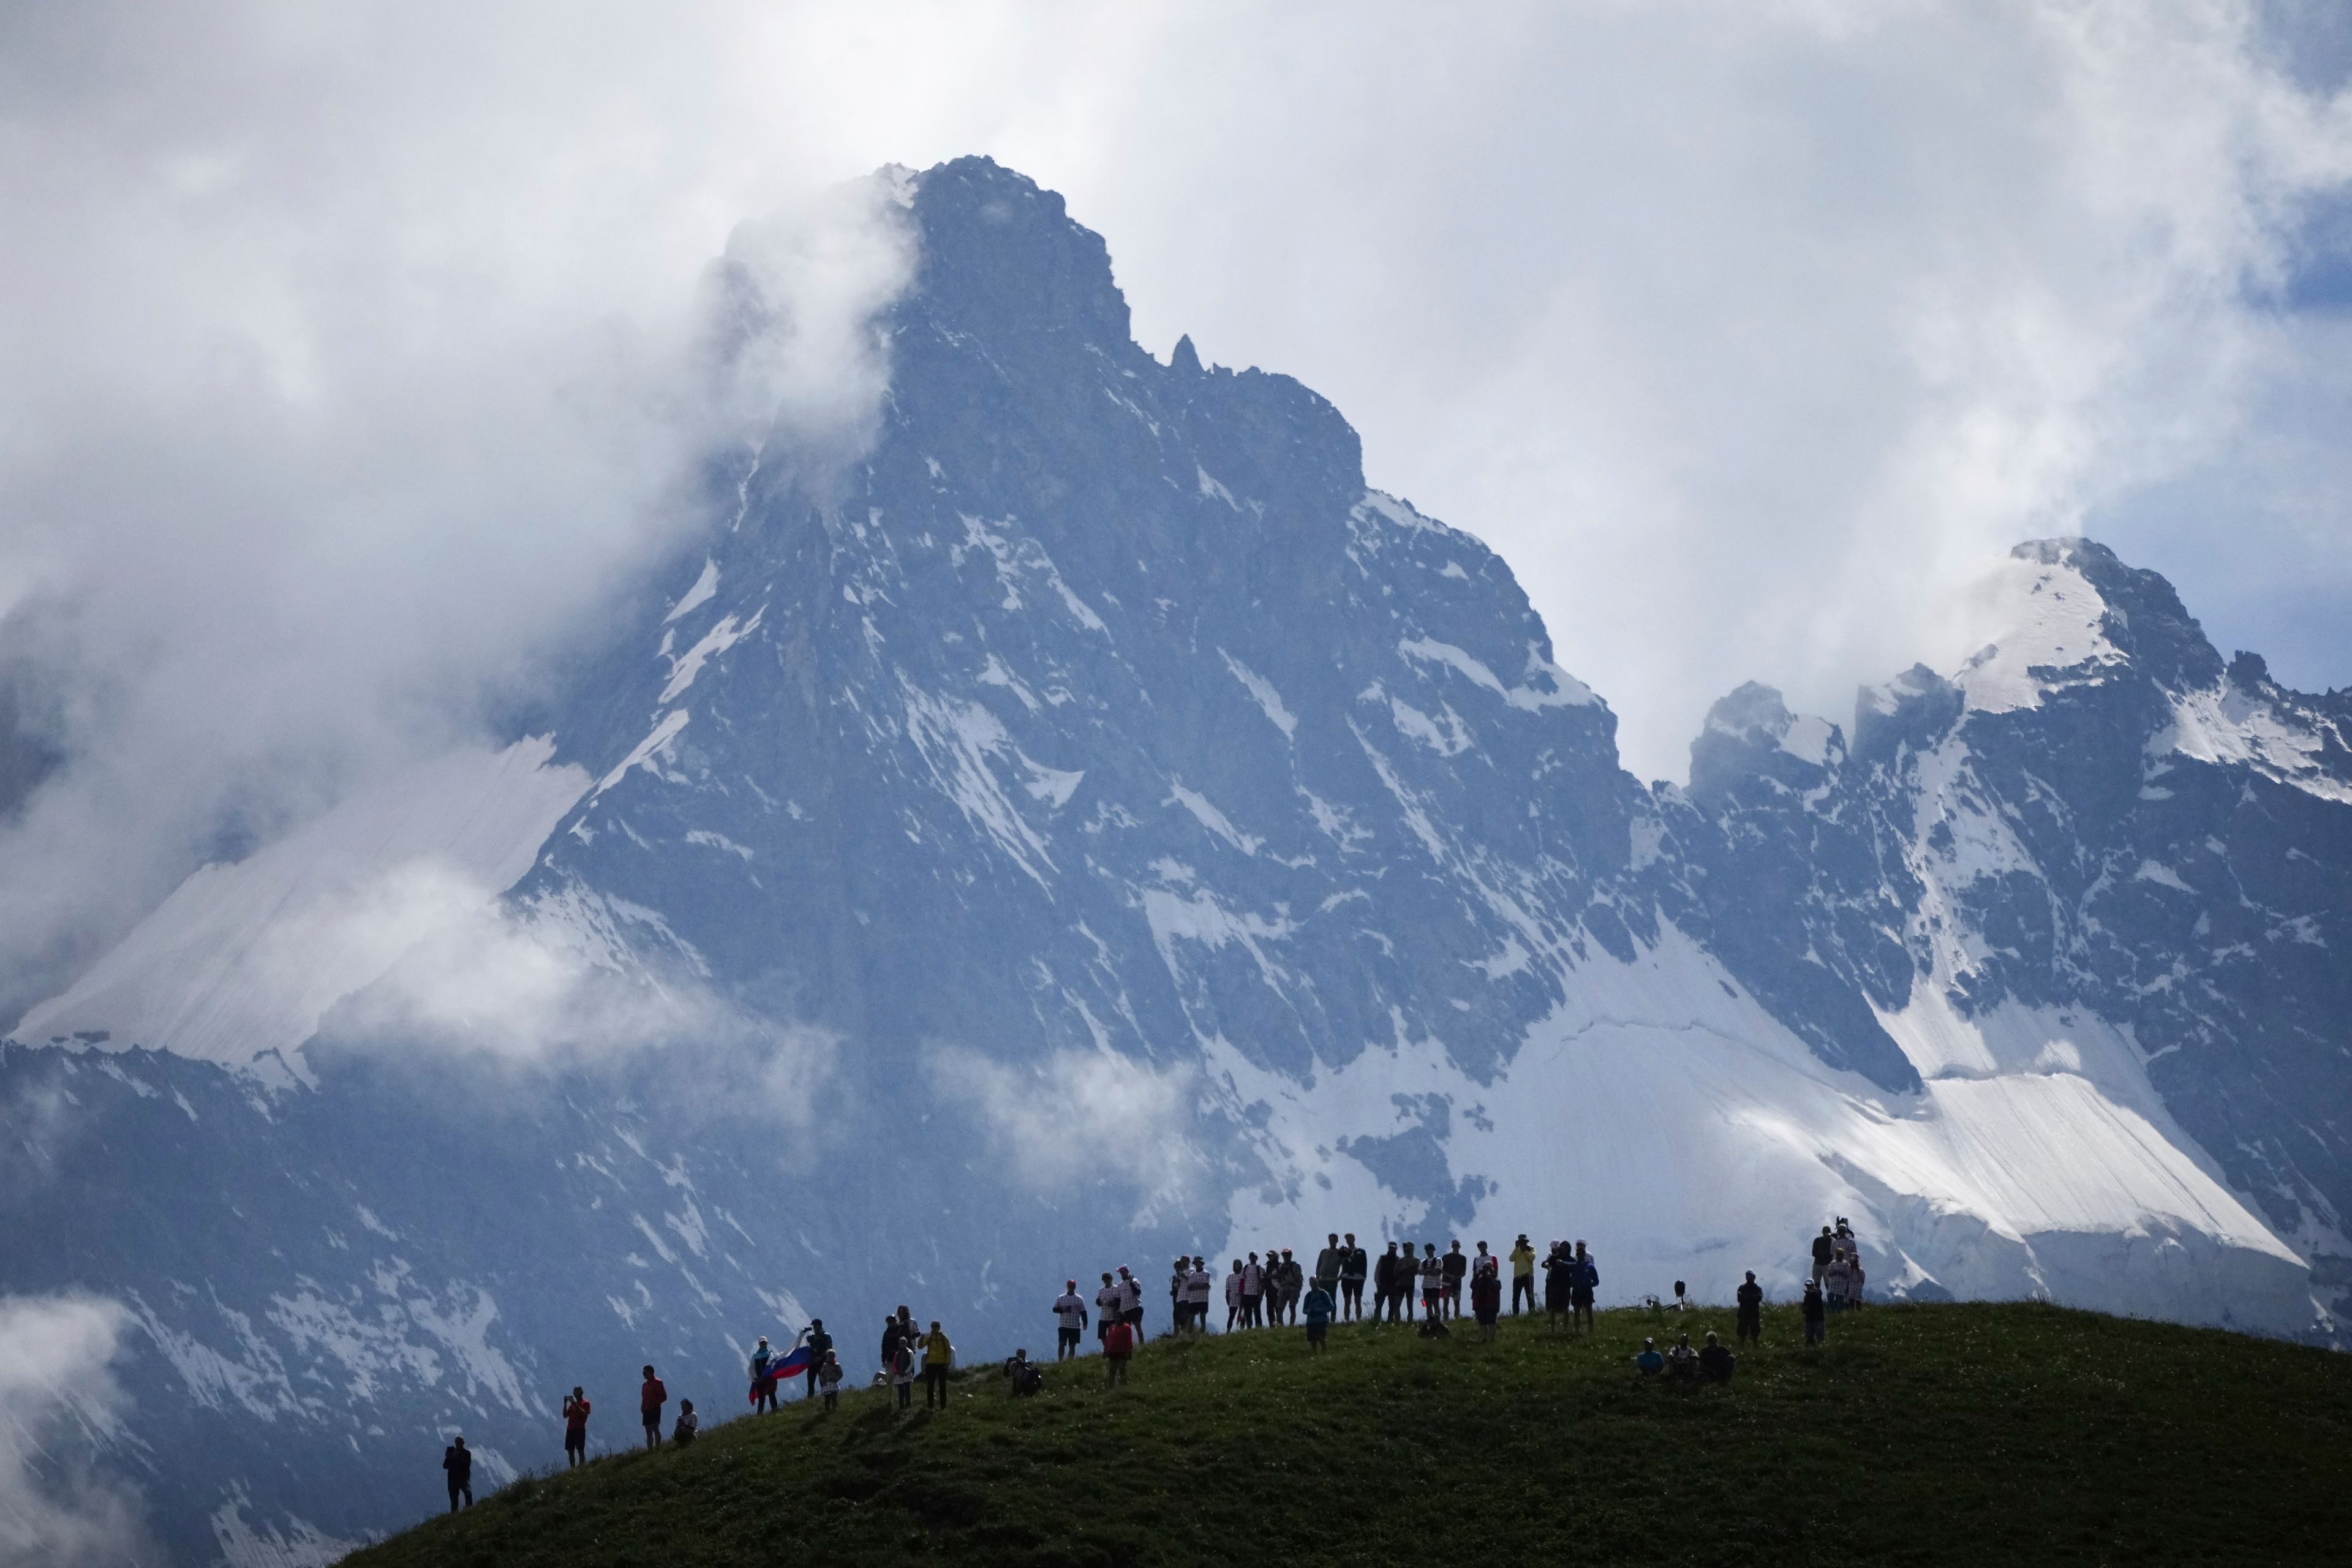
[564,1397,590,1435]
[1104,1322,1134,1357]
[641,1378,666,1415]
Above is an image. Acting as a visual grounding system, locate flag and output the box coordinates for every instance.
[747,1340,815,1403]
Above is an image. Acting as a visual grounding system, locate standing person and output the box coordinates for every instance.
[1340,1234,1369,1322]
[1544,1243,1574,1333]
[880,1316,905,1385]
[1509,1235,1537,1316]
[1185,1257,1215,1333]
[1419,1244,1445,1323]
[1053,1279,1088,1361]
[1314,1233,1344,1306]
[1104,1316,1135,1385]
[1303,1278,1336,1352]
[1240,1253,1266,1328]
[1801,1278,1827,1346]
[639,1365,667,1450]
[1117,1265,1146,1342]
[561,1387,590,1467]
[1570,1243,1599,1337]
[1736,1271,1764,1344]
[800,1319,834,1401]
[1470,1256,1502,1342]
[1170,1257,1189,1333]
[1096,1273,1124,1348]
[442,1435,472,1512]
[1442,1241,1468,1320]
[1373,1243,1400,1325]
[1811,1226,1836,1284]
[673,1400,698,1446]
[921,1321,955,1411]
[1825,1251,1853,1313]
[888,1332,916,1409]
[750,1335,778,1414]
[1224,1259,1245,1332]
[1277,1250,1305,1325]
[818,1351,843,1411]
[1849,1251,1868,1308]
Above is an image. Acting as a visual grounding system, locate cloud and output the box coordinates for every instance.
[930,1044,1200,1209]
[0,1293,154,1568]
[3,0,2348,1035]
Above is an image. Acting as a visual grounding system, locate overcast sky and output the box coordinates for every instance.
[2,1,2349,1009]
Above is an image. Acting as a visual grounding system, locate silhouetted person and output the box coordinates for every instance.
[1374,1243,1403,1324]
[1698,1332,1735,1382]
[1314,1233,1344,1303]
[1442,1240,1468,1319]
[443,1435,472,1511]
[1570,1242,1599,1335]
[921,1320,955,1409]
[800,1319,833,1399]
[1811,1226,1835,1284]
[1736,1271,1763,1344]
[1801,1278,1826,1346]
[562,1387,590,1466]
[639,1365,666,1449]
[1340,1234,1368,1321]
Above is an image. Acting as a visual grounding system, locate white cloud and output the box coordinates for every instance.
[3,0,2348,1029]
[930,1044,1199,1208]
[0,1293,154,1568]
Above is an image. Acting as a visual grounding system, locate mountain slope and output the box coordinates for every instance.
[342,1303,2352,1568]
[3,157,2348,1562]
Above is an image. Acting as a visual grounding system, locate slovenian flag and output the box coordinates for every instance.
[748,1340,815,1403]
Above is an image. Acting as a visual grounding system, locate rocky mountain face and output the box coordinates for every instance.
[4,158,2346,1563]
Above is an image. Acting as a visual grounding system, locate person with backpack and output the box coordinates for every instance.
[818,1351,843,1410]
[1801,1278,1826,1346]
[887,1333,917,1409]
[561,1387,590,1466]
[1442,1241,1468,1319]
[921,1321,955,1410]
[639,1365,667,1449]
[1470,1254,1502,1341]
[1509,1234,1537,1315]
[1003,1348,1042,1396]
[1736,1272,1764,1344]
[1054,1278,1090,1359]
[1698,1332,1736,1382]
[1103,1316,1136,1385]
[673,1400,698,1446]
[1340,1234,1369,1321]
[442,1434,472,1511]
[1570,1243,1599,1336]
[1303,1278,1336,1352]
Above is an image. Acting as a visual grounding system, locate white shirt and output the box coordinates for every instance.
[1096,1284,1123,1319]
[1185,1267,1215,1304]
[1053,1292,1087,1329]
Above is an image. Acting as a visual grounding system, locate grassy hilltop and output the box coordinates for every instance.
[347,1302,2350,1567]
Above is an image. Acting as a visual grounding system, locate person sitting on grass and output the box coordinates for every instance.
[1698,1332,1735,1383]
[1634,1338,1665,1376]
[1303,1278,1335,1352]
[1667,1333,1698,1379]
[672,1400,698,1446]
[1103,1317,1135,1385]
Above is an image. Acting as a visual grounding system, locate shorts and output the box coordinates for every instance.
[1058,1326,1082,1351]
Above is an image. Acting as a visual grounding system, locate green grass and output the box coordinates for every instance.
[349,1302,2350,1567]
